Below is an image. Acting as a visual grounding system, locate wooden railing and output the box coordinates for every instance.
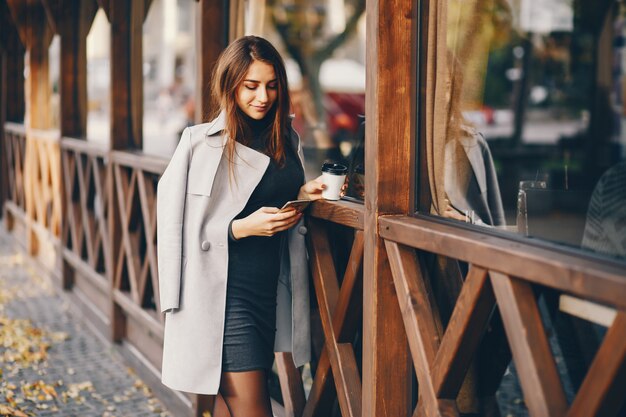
[298,202,364,417]
[60,138,109,287]
[380,215,626,417]
[3,123,27,213]
[3,123,62,256]
[55,127,370,416]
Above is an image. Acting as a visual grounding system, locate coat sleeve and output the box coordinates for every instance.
[157,127,191,312]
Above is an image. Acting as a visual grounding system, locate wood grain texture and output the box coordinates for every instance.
[431,266,494,398]
[385,240,456,417]
[109,0,143,150]
[1,45,6,212]
[275,352,305,417]
[303,229,364,417]
[195,0,227,123]
[567,311,626,417]
[380,215,626,309]
[1,2,25,123]
[59,0,98,138]
[363,0,416,414]
[309,199,364,230]
[309,218,362,417]
[490,272,568,417]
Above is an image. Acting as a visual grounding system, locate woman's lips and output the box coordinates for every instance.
[252,105,268,112]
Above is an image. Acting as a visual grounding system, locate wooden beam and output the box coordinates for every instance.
[0,0,24,123]
[275,352,306,417]
[195,0,228,123]
[6,0,53,129]
[1,42,6,214]
[568,311,626,417]
[431,266,494,398]
[363,0,416,414]
[40,0,62,34]
[309,219,362,417]
[59,0,98,138]
[379,216,626,310]
[1,0,24,122]
[109,0,143,150]
[6,0,54,50]
[490,272,568,417]
[385,241,458,417]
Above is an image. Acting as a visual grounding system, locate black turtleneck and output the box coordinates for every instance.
[239,110,273,149]
[221,109,305,373]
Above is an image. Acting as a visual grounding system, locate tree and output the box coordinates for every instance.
[268,0,365,148]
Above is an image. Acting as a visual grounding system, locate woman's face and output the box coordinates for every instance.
[236,59,278,120]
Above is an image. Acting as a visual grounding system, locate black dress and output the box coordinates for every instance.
[221,116,304,372]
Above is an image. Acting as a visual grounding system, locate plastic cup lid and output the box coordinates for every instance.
[321,162,348,175]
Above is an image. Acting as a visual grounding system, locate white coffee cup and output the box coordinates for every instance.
[321,163,348,200]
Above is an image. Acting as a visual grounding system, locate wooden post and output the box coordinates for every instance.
[4,45,24,123]
[4,0,54,130]
[57,0,97,138]
[107,0,147,343]
[45,0,98,288]
[1,0,25,124]
[109,0,144,150]
[6,0,53,255]
[195,0,228,123]
[1,0,24,225]
[0,41,6,215]
[363,0,416,415]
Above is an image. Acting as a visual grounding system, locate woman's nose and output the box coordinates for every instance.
[257,87,268,103]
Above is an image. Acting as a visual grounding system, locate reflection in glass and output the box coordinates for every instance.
[247,0,366,180]
[439,0,626,262]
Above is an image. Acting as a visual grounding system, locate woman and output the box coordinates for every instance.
[156,36,328,416]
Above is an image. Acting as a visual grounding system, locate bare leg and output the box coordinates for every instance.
[212,393,231,417]
[219,370,273,417]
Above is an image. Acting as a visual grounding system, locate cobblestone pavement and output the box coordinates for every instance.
[0,229,172,417]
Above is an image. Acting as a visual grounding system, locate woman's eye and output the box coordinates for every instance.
[245,85,256,91]
[268,84,278,90]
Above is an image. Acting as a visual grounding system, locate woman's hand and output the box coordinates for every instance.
[297,175,348,200]
[231,207,302,239]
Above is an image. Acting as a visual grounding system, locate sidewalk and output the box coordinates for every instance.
[0,228,172,417]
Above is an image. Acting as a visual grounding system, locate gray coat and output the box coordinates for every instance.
[444,128,506,226]
[156,112,311,395]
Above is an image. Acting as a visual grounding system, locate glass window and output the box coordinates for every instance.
[244,0,366,190]
[143,0,196,158]
[430,0,626,262]
[86,8,111,146]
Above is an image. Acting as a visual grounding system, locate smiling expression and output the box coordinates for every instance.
[236,60,278,120]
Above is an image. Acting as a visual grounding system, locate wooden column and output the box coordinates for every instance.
[109,0,144,150]
[195,0,228,123]
[6,0,53,254]
[1,0,25,124]
[0,0,23,226]
[41,0,98,288]
[107,0,149,343]
[363,0,416,415]
[6,0,53,129]
[55,0,98,138]
[4,46,24,123]
[0,39,5,215]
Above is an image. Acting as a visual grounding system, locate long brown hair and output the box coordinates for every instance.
[211,36,291,168]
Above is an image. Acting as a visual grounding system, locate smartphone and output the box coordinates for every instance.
[279,199,312,214]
